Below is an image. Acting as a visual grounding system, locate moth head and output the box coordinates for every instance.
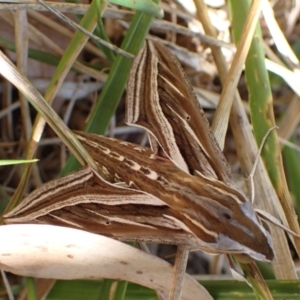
[229,201,274,261]
[215,207,274,262]
[181,185,274,262]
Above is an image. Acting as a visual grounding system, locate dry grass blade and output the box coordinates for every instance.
[211,0,263,148]
[0,51,94,167]
[0,224,212,300]
[278,95,300,142]
[262,0,299,66]
[265,59,300,95]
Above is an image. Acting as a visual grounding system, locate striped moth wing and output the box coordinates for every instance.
[4,166,197,246]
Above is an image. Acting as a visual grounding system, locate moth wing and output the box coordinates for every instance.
[4,167,196,246]
[126,41,231,183]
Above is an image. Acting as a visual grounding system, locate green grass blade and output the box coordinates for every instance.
[46,279,300,300]
[26,277,38,300]
[95,0,116,63]
[282,139,300,217]
[108,0,163,18]
[0,159,38,166]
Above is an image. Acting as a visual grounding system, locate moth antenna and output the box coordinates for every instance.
[278,138,300,152]
[256,209,300,239]
[248,126,278,204]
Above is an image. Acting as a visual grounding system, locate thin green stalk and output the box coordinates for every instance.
[229,0,278,183]
[282,138,300,217]
[112,281,129,300]
[26,277,38,300]
[95,0,116,64]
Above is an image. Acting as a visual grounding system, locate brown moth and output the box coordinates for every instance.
[4,41,274,262]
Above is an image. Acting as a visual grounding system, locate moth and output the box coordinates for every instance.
[4,41,274,264]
